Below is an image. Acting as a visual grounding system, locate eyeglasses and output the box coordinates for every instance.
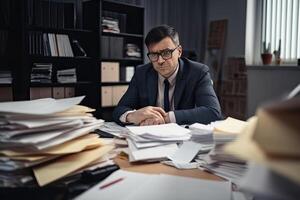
[147,46,180,62]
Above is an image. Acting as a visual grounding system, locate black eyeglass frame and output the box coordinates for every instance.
[147,45,180,62]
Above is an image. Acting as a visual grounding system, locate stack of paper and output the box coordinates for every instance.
[189,123,214,144]
[191,117,249,185]
[0,70,12,83]
[161,123,215,169]
[124,123,191,162]
[225,97,300,199]
[57,68,77,83]
[0,96,114,187]
[75,169,232,200]
[213,117,247,143]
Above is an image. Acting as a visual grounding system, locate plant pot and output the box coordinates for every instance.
[261,53,272,65]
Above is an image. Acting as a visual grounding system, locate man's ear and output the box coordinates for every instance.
[177,45,183,57]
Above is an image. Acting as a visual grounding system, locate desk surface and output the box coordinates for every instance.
[114,156,223,181]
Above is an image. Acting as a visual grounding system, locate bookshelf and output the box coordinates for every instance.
[83,0,144,120]
[0,0,98,111]
[0,0,144,121]
[0,0,16,102]
[21,0,100,112]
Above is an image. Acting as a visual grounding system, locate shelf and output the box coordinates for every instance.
[101,57,143,62]
[103,0,144,9]
[30,82,92,87]
[28,56,93,62]
[0,25,11,31]
[102,32,143,38]
[101,82,130,86]
[0,83,12,87]
[26,26,94,34]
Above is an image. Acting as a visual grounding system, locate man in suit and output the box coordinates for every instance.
[113,25,222,126]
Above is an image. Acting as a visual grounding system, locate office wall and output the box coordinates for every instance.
[143,0,206,62]
[106,0,207,62]
[205,0,247,58]
[247,66,300,117]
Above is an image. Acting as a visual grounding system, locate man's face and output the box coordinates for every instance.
[147,37,182,78]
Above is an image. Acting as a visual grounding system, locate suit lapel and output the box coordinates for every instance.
[174,59,186,109]
[147,68,158,106]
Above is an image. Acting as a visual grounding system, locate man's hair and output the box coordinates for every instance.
[145,25,180,47]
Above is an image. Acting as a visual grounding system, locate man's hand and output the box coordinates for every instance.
[126,106,167,125]
[140,111,171,126]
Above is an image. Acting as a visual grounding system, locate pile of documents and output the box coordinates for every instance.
[161,124,215,169]
[75,169,232,200]
[30,63,52,83]
[0,70,12,84]
[191,117,249,185]
[225,97,300,199]
[102,17,120,33]
[0,96,114,187]
[124,123,191,162]
[57,68,77,83]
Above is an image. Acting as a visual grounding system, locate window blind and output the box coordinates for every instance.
[261,0,300,61]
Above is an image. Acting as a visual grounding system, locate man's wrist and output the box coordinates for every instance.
[119,110,136,123]
[126,110,139,125]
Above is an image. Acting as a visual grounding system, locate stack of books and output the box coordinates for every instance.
[0,96,114,187]
[102,10,126,33]
[30,63,52,83]
[57,68,77,83]
[0,71,12,84]
[124,43,141,58]
[102,17,120,33]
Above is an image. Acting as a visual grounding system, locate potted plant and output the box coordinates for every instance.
[261,41,272,65]
[273,39,281,65]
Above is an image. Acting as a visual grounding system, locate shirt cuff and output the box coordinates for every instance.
[168,111,177,123]
[120,110,136,123]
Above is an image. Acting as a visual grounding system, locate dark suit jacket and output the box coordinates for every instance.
[113,57,222,125]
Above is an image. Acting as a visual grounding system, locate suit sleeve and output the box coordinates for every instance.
[112,72,140,125]
[174,71,222,125]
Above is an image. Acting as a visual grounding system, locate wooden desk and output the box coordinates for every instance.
[114,156,223,181]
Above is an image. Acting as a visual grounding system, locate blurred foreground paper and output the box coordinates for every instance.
[225,98,300,185]
[253,97,300,157]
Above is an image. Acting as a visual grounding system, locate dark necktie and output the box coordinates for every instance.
[164,79,170,112]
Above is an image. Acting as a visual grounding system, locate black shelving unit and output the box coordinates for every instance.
[0,0,18,102]
[83,0,144,120]
[0,0,144,121]
[21,0,100,112]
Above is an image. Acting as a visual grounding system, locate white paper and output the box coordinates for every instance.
[168,141,204,163]
[126,123,191,138]
[74,170,156,200]
[0,120,84,139]
[75,170,232,200]
[0,96,84,115]
[127,139,178,162]
[124,174,232,200]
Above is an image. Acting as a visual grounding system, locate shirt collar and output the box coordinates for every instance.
[158,63,179,86]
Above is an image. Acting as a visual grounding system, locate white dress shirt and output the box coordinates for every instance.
[120,64,179,123]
